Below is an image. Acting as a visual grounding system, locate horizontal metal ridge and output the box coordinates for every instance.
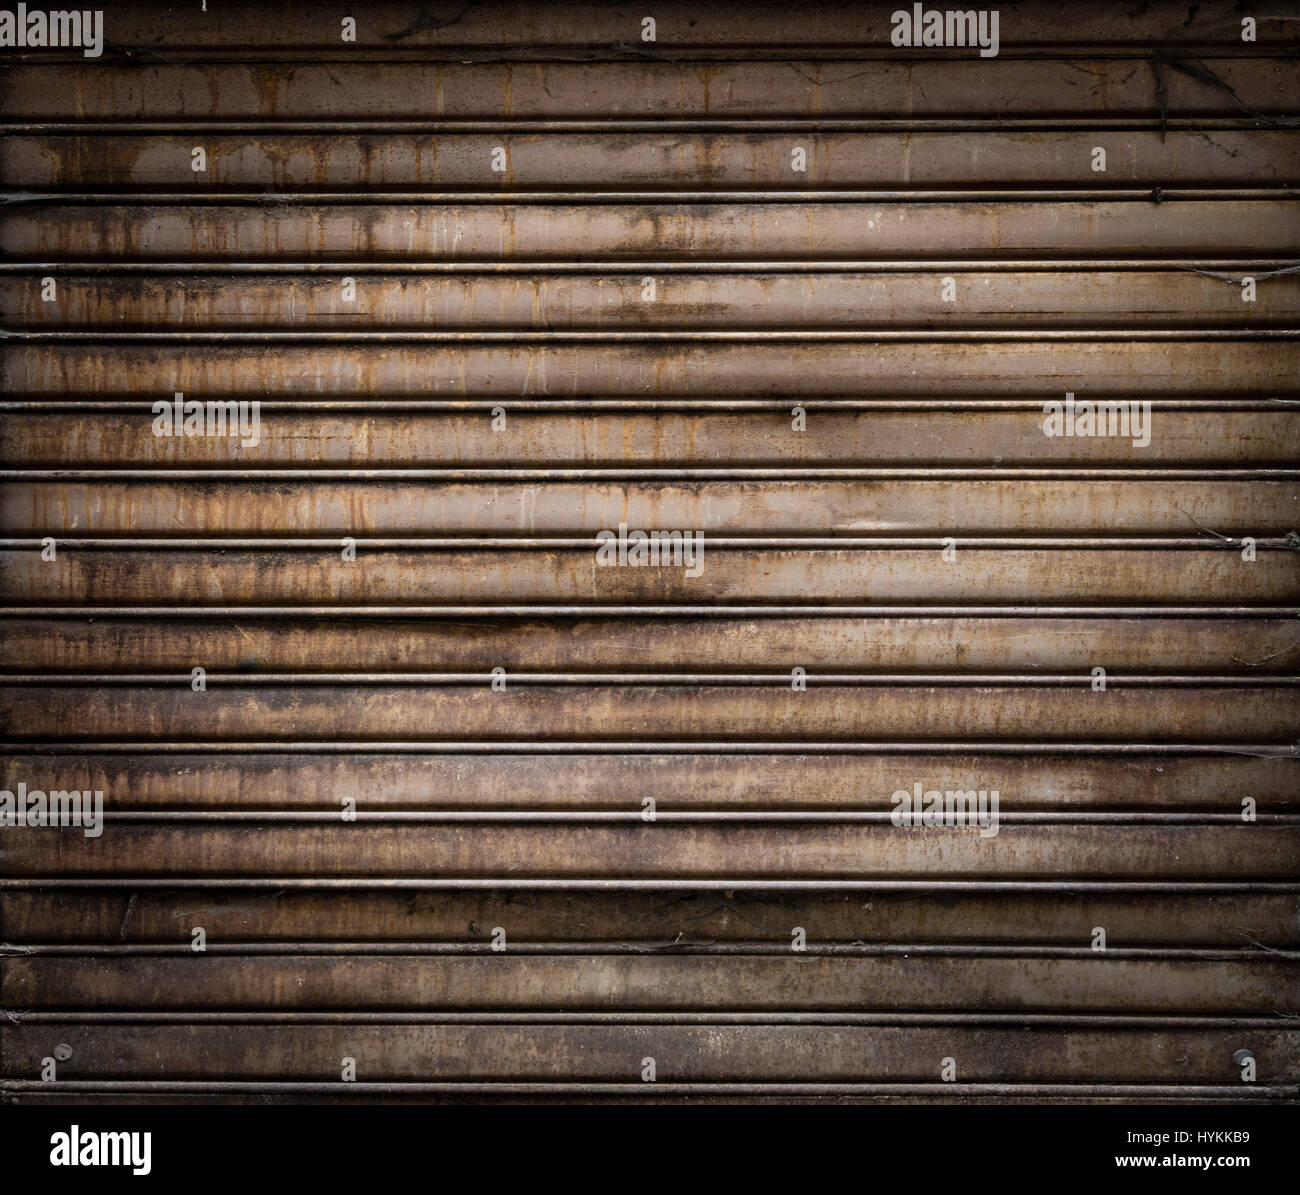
[19,811,1293,825]
[4,39,1296,62]
[4,673,1294,687]
[8,328,1300,343]
[11,1012,1294,1028]
[0,537,1288,551]
[6,118,1288,134]
[6,187,1297,204]
[0,1080,1292,1098]
[2,745,1295,759]
[3,879,1298,892]
[2,944,1283,960]
[6,605,1296,619]
[5,467,1297,480]
[4,259,1297,273]
[7,397,1298,412]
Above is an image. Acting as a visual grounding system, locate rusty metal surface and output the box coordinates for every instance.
[9,341,1300,395]
[9,130,1298,189]
[10,270,1300,329]
[6,888,1297,945]
[3,410,1298,465]
[3,681,1298,741]
[3,1,1293,55]
[1,751,1297,809]
[4,480,1297,531]
[4,547,1298,604]
[5,1024,1297,1083]
[5,200,1297,259]
[1,0,1298,1105]
[5,953,1295,1012]
[6,822,1299,878]
[6,59,1299,120]
[4,616,1298,671]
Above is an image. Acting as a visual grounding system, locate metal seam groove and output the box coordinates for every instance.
[6,467,1298,479]
[5,743,1294,754]
[8,328,1300,342]
[10,1013,1295,1027]
[1,538,1293,551]
[2,1081,1295,1097]
[4,259,1298,273]
[35,812,1300,824]
[1,944,1287,959]
[8,119,1291,133]
[4,880,1297,892]
[7,187,1297,203]
[6,606,1297,618]
[4,673,1296,686]
[6,398,1298,413]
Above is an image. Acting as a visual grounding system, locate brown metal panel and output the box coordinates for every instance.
[3,751,1297,811]
[5,481,1297,532]
[9,341,1299,397]
[5,201,1298,260]
[4,410,1298,466]
[7,889,1298,946]
[4,1024,1296,1083]
[5,955,1295,1013]
[5,547,1298,604]
[8,131,1297,189]
[5,616,1299,672]
[5,681,1298,742]
[8,270,1300,329]
[6,823,1298,878]
[6,59,1299,120]
[17,1,1295,53]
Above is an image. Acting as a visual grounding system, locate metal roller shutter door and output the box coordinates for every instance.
[1,0,1297,1105]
